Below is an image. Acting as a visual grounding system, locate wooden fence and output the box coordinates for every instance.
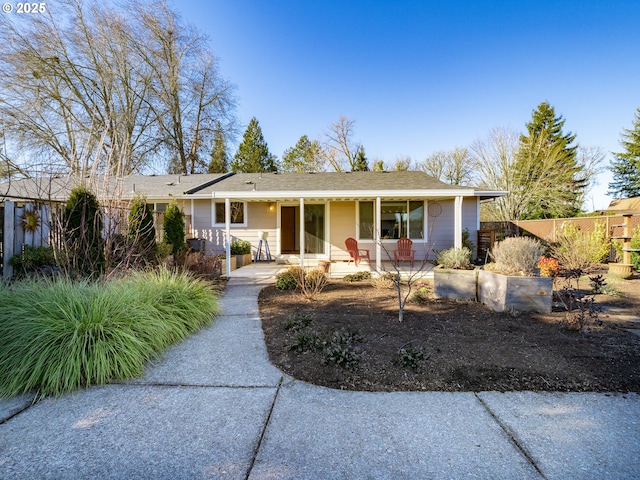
[514,215,640,242]
[2,200,52,279]
[1,200,194,279]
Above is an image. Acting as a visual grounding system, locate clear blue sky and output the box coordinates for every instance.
[177,0,640,210]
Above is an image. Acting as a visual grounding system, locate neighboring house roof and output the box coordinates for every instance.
[606,197,640,215]
[1,171,506,203]
[0,173,230,203]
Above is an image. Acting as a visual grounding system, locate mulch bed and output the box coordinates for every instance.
[258,277,640,392]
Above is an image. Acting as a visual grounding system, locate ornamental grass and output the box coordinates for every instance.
[0,267,219,399]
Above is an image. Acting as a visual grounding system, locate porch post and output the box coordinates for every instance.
[299,197,305,267]
[225,197,231,276]
[454,196,463,249]
[3,200,15,279]
[376,196,381,272]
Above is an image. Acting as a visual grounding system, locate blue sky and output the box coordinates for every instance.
[177,0,640,210]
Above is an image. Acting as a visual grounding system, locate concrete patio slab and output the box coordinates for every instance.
[135,281,283,387]
[477,391,640,480]
[0,393,35,423]
[0,384,277,480]
[250,381,540,479]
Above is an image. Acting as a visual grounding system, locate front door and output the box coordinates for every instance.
[280,204,326,255]
[281,206,297,253]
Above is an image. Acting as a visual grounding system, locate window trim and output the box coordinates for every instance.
[212,200,247,227]
[357,200,425,241]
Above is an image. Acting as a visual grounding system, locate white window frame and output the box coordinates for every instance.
[357,200,425,241]
[212,200,247,227]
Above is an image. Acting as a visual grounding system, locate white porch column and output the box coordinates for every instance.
[454,196,463,249]
[299,197,305,267]
[190,199,195,237]
[376,196,381,272]
[225,197,231,276]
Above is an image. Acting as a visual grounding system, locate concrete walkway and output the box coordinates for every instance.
[1,277,639,479]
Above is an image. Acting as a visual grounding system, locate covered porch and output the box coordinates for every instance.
[225,259,436,279]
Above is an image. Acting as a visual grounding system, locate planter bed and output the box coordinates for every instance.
[433,267,478,301]
[477,269,553,314]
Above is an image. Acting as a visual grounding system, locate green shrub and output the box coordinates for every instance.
[343,271,372,282]
[9,246,55,276]
[287,331,324,353]
[230,239,251,255]
[128,194,156,262]
[393,344,427,371]
[436,247,472,269]
[301,269,328,299]
[631,226,640,271]
[490,236,544,275]
[372,272,398,289]
[0,267,218,399]
[62,186,105,277]
[163,200,186,255]
[322,328,362,369]
[283,313,313,331]
[462,228,475,253]
[409,282,431,303]
[551,221,611,271]
[275,266,304,290]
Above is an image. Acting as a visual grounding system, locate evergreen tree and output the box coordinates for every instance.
[128,194,156,262]
[163,200,185,255]
[352,146,369,171]
[62,186,104,277]
[230,117,278,172]
[514,101,586,219]
[608,108,640,199]
[281,135,323,172]
[208,127,229,173]
[372,159,385,171]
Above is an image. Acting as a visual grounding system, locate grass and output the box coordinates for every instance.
[0,267,219,399]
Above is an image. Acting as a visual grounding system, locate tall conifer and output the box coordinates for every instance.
[608,108,640,199]
[515,101,586,219]
[230,118,278,172]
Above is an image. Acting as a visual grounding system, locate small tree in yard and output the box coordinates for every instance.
[163,201,185,255]
[61,186,105,277]
[371,224,437,322]
[128,194,157,264]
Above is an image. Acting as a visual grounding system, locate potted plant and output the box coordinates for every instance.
[477,237,552,313]
[230,239,252,269]
[433,247,478,301]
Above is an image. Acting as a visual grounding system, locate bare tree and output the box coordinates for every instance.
[370,222,437,323]
[418,147,477,185]
[321,116,363,172]
[0,0,236,176]
[392,155,412,171]
[470,128,522,222]
[137,2,237,174]
[576,145,606,210]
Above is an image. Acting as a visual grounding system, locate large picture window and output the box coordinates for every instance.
[214,201,246,226]
[358,200,424,240]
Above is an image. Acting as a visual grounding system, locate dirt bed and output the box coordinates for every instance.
[259,273,640,392]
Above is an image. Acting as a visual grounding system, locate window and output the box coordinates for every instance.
[358,200,424,240]
[214,201,246,226]
[358,201,374,239]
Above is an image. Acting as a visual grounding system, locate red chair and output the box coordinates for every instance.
[345,237,370,266]
[394,237,415,267]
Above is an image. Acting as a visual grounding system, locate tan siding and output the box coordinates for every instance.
[200,201,277,257]
[330,201,356,261]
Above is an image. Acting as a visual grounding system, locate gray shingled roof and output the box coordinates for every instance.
[1,171,503,203]
[194,171,468,195]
